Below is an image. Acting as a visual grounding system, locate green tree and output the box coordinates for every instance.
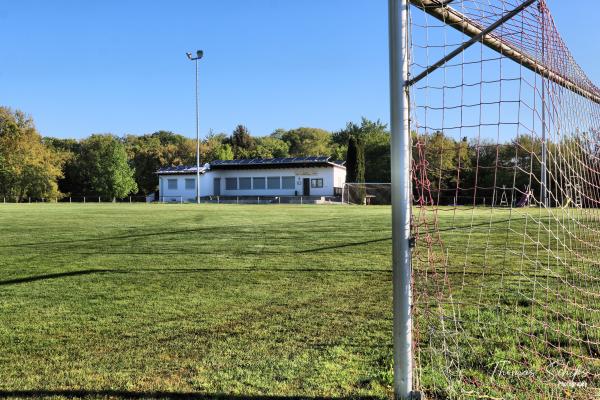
[124,134,163,195]
[335,118,390,182]
[0,107,65,201]
[356,138,365,184]
[346,136,358,183]
[78,134,138,198]
[280,127,332,157]
[248,136,290,159]
[202,132,234,163]
[231,125,255,158]
[44,137,83,195]
[356,138,366,203]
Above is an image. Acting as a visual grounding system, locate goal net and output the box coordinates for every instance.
[343,183,392,205]
[407,0,600,398]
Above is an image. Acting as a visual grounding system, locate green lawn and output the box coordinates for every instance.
[0,204,598,399]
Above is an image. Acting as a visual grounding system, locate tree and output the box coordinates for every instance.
[203,132,234,163]
[44,137,83,196]
[346,136,358,183]
[123,134,163,195]
[231,125,255,158]
[78,134,137,198]
[248,136,290,159]
[356,138,366,185]
[279,127,332,157]
[121,131,199,195]
[0,107,65,201]
[335,118,391,182]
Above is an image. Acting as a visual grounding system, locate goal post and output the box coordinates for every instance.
[392,0,600,398]
[389,0,413,398]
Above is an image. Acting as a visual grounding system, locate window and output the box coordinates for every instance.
[282,176,295,189]
[185,178,195,190]
[311,178,323,188]
[267,177,280,189]
[239,177,251,190]
[167,179,178,190]
[253,177,265,190]
[225,177,238,190]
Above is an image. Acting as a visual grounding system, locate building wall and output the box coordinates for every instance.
[158,165,345,201]
[159,173,212,202]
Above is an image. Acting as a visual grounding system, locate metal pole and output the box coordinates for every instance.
[540,4,547,207]
[195,57,201,204]
[389,0,413,399]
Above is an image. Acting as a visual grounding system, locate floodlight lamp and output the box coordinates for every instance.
[186,52,193,60]
[196,50,204,59]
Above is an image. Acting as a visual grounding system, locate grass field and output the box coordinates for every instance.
[0,204,598,399]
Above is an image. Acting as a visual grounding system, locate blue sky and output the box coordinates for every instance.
[1,0,598,139]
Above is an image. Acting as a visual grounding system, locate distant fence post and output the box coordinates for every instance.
[84,196,86,204]
[98,196,101,203]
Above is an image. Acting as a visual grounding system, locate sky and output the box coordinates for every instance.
[1,0,598,140]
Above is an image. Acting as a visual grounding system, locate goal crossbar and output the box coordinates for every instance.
[408,0,600,104]
[407,0,536,87]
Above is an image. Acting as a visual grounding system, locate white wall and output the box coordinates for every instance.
[158,165,346,200]
[159,174,212,202]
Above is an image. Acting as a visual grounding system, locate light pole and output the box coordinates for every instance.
[187,50,204,204]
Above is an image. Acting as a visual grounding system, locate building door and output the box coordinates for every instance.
[303,178,310,196]
[213,178,221,196]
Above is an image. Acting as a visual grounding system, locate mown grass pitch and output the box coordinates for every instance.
[0,204,393,399]
[0,204,598,399]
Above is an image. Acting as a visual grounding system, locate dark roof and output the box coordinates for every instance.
[210,156,345,170]
[157,157,345,174]
[156,165,208,175]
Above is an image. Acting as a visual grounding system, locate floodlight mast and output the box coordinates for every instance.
[187,50,204,204]
[389,0,413,399]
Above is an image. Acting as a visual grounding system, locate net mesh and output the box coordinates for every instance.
[343,183,392,205]
[408,0,600,397]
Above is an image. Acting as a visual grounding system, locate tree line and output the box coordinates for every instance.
[0,107,391,200]
[2,105,591,205]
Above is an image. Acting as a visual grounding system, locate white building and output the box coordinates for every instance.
[157,156,346,202]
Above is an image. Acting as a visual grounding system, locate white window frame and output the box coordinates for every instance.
[311,178,323,188]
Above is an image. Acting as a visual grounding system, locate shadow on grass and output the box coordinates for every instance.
[0,267,390,286]
[0,269,111,286]
[0,218,343,249]
[0,390,381,400]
